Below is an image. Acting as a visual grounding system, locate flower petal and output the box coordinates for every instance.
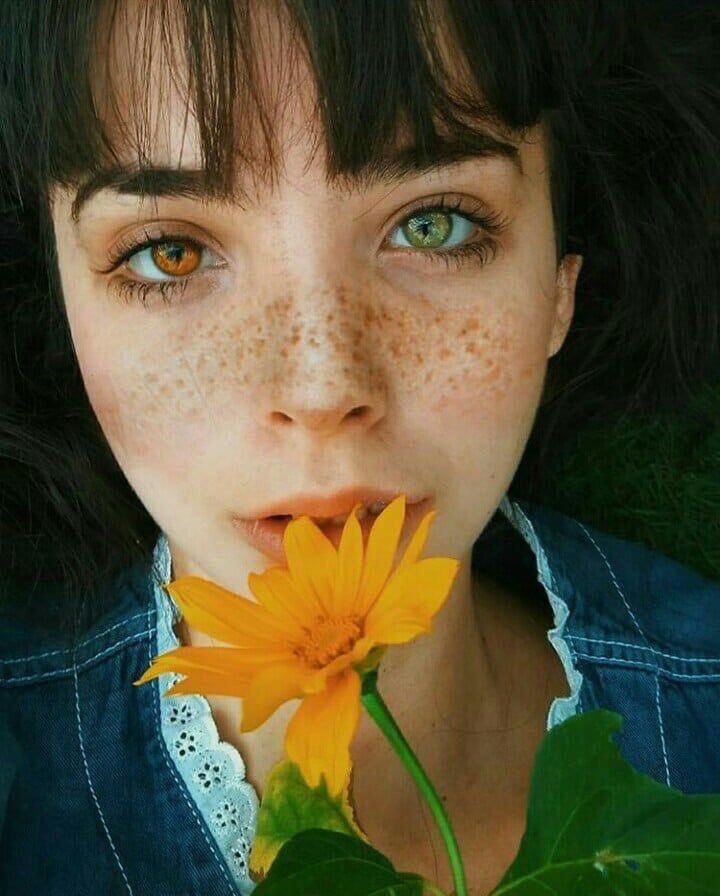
[133,644,294,686]
[352,495,406,617]
[240,661,313,732]
[363,557,460,643]
[359,610,431,645]
[163,670,254,698]
[356,505,438,618]
[283,517,338,616]
[332,505,364,616]
[247,567,315,634]
[165,576,298,646]
[284,667,361,796]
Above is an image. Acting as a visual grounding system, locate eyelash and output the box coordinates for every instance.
[105,194,509,308]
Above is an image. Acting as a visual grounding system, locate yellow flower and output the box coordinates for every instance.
[134,494,459,796]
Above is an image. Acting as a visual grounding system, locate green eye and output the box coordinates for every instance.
[401,210,454,249]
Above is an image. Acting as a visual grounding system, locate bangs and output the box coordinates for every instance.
[5,0,575,212]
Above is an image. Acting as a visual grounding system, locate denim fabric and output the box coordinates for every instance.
[1,495,719,895]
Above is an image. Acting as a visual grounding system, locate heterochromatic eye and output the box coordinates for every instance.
[127,239,205,280]
[391,209,475,251]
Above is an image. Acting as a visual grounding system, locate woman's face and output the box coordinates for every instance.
[49,12,582,591]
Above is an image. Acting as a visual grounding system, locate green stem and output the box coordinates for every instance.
[360,669,467,896]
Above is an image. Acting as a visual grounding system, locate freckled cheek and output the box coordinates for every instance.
[422,317,548,429]
[79,360,211,480]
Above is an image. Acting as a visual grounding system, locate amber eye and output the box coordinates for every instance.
[150,241,202,277]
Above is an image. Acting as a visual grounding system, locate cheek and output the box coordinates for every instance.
[421,304,550,428]
[71,317,217,480]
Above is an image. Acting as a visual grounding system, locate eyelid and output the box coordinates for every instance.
[100,224,224,273]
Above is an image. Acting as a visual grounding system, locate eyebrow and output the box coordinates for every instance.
[70,131,522,225]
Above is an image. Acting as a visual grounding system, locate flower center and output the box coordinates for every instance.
[294,614,363,669]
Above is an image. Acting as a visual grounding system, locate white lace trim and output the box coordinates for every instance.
[498,496,584,729]
[151,532,259,895]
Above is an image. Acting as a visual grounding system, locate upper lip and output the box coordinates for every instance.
[238,487,427,520]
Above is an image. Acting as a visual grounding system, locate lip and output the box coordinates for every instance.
[242,487,427,521]
[231,496,434,563]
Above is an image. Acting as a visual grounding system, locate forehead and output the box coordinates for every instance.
[59,0,544,221]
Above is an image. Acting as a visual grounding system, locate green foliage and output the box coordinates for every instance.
[251,828,426,896]
[535,380,720,581]
[251,710,720,895]
[495,709,720,893]
[249,758,367,878]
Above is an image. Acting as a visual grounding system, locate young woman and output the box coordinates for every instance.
[1,2,718,894]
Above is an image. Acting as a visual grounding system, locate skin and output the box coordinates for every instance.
[50,3,582,892]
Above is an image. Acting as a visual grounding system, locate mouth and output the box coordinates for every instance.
[231,496,434,561]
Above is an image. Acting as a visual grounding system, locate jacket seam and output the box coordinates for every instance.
[0,629,154,685]
[1,612,149,664]
[565,635,720,663]
[575,521,672,786]
[145,603,239,895]
[73,649,135,894]
[572,650,720,680]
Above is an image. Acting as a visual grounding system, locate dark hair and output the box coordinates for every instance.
[1,0,718,641]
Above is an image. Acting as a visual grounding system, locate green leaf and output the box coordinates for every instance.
[492,709,720,894]
[249,759,368,878]
[251,828,427,896]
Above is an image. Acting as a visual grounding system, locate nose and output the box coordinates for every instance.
[257,293,388,437]
[268,401,382,436]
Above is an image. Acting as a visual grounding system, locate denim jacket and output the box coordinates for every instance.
[1,495,719,895]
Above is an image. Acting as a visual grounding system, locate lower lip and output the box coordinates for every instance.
[231,497,434,563]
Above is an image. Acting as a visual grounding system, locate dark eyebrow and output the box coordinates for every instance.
[70,131,522,225]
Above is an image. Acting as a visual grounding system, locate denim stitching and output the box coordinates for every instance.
[575,521,671,786]
[2,630,154,684]
[566,635,720,663]
[73,652,135,894]
[145,603,238,895]
[572,651,720,680]
[1,612,149,664]
[654,676,671,785]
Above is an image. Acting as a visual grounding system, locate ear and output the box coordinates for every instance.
[547,253,583,359]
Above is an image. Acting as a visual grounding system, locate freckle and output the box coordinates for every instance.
[439,347,451,360]
[177,378,185,387]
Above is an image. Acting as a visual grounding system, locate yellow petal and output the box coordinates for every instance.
[285,667,361,796]
[363,557,460,643]
[165,576,298,647]
[332,505,364,616]
[132,645,293,687]
[356,505,438,618]
[359,610,431,645]
[240,661,312,732]
[247,567,315,634]
[352,495,406,617]
[163,670,254,698]
[283,516,339,616]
